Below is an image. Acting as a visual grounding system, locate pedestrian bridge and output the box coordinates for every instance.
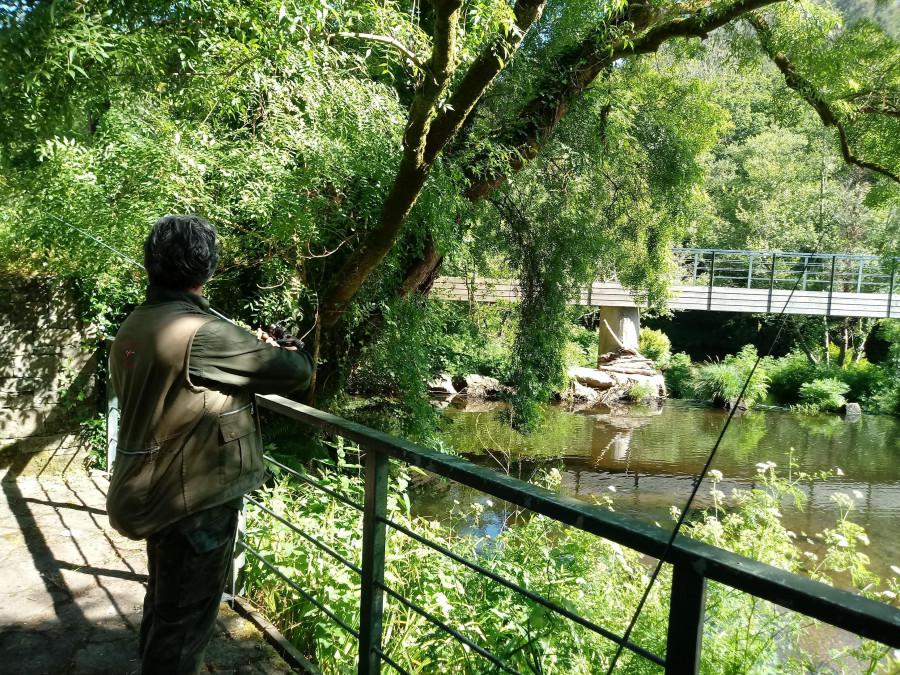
[433,248,900,318]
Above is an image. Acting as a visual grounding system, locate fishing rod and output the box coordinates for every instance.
[605,236,833,673]
[42,209,304,347]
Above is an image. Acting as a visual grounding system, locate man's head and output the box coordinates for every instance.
[143,215,219,290]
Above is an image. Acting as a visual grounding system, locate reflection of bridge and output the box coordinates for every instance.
[433,248,900,319]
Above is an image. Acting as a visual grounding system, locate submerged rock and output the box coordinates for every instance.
[724,397,748,413]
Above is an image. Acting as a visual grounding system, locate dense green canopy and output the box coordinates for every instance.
[1,0,899,420]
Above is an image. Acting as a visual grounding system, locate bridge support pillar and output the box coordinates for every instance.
[597,306,640,363]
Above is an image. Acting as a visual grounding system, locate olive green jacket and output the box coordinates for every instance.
[106,288,314,539]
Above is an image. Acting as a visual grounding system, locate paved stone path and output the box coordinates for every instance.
[0,474,293,674]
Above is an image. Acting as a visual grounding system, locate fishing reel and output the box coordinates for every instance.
[265,322,304,349]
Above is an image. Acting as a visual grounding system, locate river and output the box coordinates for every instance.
[414,400,900,580]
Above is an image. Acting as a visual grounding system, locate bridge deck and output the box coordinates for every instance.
[432,277,899,318]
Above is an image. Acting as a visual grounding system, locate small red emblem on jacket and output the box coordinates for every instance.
[121,342,141,370]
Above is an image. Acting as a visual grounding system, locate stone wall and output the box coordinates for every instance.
[0,277,98,477]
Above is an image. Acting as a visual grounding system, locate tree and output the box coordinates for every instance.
[2,0,899,413]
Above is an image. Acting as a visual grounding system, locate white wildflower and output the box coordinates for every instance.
[708,469,723,481]
[836,467,844,476]
[485,499,494,507]
[857,534,870,545]
[891,565,900,576]
[853,490,864,500]
[882,590,896,599]
[608,485,617,492]
[786,531,796,539]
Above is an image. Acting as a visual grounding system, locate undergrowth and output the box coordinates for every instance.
[241,447,900,674]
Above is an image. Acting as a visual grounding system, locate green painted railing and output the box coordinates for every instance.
[241,393,900,674]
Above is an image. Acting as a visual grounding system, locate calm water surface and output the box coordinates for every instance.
[418,400,900,579]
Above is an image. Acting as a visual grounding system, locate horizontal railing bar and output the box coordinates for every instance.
[673,247,895,261]
[264,455,364,513]
[244,494,362,576]
[239,541,360,639]
[376,581,523,675]
[372,647,412,675]
[257,395,900,649]
[379,514,664,665]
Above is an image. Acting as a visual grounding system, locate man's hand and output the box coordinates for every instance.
[255,328,298,350]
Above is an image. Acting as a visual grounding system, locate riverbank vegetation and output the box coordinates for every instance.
[242,446,900,673]
[653,322,900,414]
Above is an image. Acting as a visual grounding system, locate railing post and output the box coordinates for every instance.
[767,253,776,313]
[665,563,707,675]
[827,255,836,316]
[106,345,119,472]
[692,252,698,284]
[802,257,808,291]
[857,258,864,293]
[888,264,896,319]
[707,252,716,310]
[359,449,389,674]
[746,254,753,289]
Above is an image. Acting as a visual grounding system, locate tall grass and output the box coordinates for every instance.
[695,345,770,406]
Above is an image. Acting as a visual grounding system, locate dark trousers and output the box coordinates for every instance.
[139,504,239,675]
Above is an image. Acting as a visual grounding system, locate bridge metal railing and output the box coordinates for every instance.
[674,248,899,307]
[237,394,900,674]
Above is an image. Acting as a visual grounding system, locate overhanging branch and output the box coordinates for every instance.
[327,31,427,72]
[464,0,787,202]
[748,12,900,184]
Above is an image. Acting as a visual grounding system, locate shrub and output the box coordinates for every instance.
[799,378,850,412]
[568,324,598,368]
[768,352,818,405]
[639,327,672,368]
[664,352,695,399]
[627,381,655,401]
[695,345,769,406]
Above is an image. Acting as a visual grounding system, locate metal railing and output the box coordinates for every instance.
[241,394,900,674]
[674,248,899,303]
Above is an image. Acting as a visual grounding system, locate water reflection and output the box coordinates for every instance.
[428,400,900,578]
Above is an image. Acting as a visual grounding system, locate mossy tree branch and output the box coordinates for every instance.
[748,12,900,184]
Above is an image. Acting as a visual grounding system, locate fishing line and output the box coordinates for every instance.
[41,209,236,324]
[606,231,835,673]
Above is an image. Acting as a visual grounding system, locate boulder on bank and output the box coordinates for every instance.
[452,374,504,399]
[427,374,457,397]
[559,381,602,403]
[569,367,615,390]
[568,350,666,402]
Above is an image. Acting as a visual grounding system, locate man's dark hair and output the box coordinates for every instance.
[144,215,219,290]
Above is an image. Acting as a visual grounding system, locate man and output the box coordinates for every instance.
[106,214,315,674]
